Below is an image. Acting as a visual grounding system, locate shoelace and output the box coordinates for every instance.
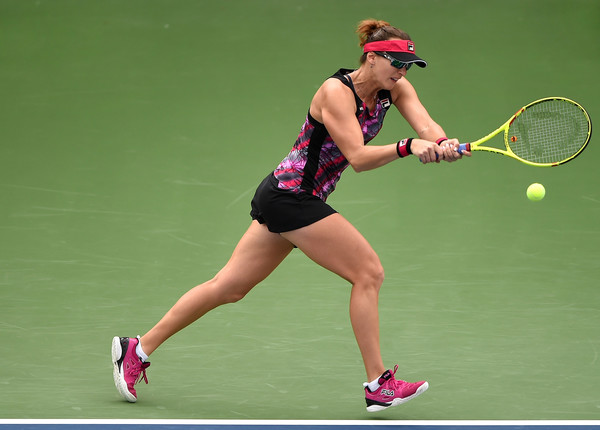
[383,365,411,391]
[127,360,151,385]
[137,362,151,384]
[378,364,399,384]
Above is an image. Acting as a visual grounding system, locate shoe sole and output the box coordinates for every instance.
[366,381,429,412]
[111,336,137,403]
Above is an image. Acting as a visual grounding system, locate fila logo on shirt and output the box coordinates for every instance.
[380,98,391,109]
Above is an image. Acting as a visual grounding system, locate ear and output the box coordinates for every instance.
[366,51,377,67]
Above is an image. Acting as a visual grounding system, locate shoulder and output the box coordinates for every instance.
[319,77,354,101]
[314,68,356,105]
[311,77,357,122]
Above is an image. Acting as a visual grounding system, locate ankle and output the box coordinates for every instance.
[135,336,149,362]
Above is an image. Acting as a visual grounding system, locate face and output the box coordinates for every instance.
[378,52,413,71]
[368,52,408,89]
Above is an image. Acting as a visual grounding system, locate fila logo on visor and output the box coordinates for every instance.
[408,42,414,51]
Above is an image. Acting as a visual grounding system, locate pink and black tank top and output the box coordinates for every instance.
[273,68,392,202]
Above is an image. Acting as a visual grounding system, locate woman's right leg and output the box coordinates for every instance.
[140,220,295,356]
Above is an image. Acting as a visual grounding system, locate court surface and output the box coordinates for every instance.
[1,0,599,423]
[1,421,600,430]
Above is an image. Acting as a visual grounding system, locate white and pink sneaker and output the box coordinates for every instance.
[111,336,150,402]
[364,365,429,412]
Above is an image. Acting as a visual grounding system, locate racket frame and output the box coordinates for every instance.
[463,97,592,167]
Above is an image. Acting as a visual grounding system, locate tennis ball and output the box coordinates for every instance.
[526,183,545,201]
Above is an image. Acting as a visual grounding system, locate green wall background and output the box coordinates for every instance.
[1,0,599,420]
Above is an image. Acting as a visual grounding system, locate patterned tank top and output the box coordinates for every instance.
[273,68,392,202]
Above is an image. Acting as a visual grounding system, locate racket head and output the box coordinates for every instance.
[504,97,592,166]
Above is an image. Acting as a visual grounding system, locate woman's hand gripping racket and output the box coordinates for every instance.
[458,97,592,166]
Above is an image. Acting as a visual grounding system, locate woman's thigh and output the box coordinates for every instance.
[280,213,383,285]
[214,220,295,295]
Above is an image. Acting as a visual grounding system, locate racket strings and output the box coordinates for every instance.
[507,99,589,164]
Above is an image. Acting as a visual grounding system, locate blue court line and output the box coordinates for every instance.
[1,421,600,430]
[4,427,600,430]
[6,427,600,430]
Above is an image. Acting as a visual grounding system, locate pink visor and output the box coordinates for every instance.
[363,40,427,68]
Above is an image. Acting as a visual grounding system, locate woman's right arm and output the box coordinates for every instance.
[311,80,424,172]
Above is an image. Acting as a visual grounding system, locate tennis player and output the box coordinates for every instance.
[112,19,469,412]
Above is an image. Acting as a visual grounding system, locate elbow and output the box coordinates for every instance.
[351,163,368,173]
[347,156,368,173]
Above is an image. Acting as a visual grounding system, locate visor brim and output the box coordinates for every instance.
[386,51,428,68]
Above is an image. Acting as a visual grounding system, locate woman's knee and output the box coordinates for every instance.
[211,286,250,305]
[220,290,248,304]
[354,259,385,291]
[208,272,255,305]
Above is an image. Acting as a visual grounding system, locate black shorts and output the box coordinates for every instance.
[250,173,337,233]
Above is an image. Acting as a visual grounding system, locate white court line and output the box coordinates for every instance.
[0,419,599,426]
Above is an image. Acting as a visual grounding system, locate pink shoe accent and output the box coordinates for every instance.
[111,336,150,402]
[364,365,428,412]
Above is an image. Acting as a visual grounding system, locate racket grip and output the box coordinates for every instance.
[427,142,471,163]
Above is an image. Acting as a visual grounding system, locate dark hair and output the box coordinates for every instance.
[356,19,411,64]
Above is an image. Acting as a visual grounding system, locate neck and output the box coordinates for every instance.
[349,66,380,102]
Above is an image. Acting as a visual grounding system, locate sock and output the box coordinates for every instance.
[366,376,381,392]
[135,336,149,362]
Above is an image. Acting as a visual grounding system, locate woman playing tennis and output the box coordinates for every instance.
[112,19,469,412]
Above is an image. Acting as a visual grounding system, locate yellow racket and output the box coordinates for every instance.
[459,97,592,166]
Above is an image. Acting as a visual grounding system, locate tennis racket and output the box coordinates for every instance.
[458,97,592,167]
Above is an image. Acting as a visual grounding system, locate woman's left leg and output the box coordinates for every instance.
[284,213,429,412]
[281,213,386,381]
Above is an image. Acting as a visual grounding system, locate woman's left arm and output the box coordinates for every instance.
[392,78,465,162]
